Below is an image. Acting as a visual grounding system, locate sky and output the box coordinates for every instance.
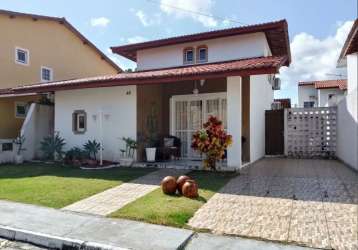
[0,0,357,104]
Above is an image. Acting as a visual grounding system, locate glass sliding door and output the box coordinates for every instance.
[171,92,227,159]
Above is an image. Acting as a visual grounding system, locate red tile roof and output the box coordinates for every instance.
[339,19,358,61]
[111,20,291,66]
[0,9,122,73]
[10,56,288,93]
[298,79,347,90]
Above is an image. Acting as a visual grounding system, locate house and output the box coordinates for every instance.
[5,19,291,169]
[273,98,291,109]
[0,9,121,139]
[336,19,358,171]
[298,79,347,108]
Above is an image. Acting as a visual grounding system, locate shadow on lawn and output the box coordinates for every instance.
[0,163,157,182]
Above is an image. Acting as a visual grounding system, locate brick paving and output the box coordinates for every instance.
[63,168,189,216]
[188,158,358,250]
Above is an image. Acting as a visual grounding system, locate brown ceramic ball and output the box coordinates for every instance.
[182,180,199,198]
[176,175,191,194]
[161,176,177,195]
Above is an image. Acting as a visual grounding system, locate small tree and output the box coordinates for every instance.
[40,132,66,161]
[84,140,101,161]
[191,116,233,171]
[13,135,26,155]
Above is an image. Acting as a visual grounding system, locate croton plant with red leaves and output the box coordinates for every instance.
[191,116,233,170]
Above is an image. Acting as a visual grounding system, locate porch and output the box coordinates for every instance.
[136,76,254,169]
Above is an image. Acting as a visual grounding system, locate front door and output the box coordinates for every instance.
[170,93,227,159]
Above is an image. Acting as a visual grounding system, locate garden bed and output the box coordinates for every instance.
[109,171,236,228]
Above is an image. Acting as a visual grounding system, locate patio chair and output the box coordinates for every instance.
[157,135,181,161]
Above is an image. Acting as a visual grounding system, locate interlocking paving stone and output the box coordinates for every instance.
[188,159,358,250]
[63,168,189,216]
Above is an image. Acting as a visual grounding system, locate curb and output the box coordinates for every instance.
[0,225,128,250]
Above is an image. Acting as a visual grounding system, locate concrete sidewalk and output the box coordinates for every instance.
[0,200,313,250]
[0,200,193,250]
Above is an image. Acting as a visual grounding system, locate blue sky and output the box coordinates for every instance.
[0,0,357,103]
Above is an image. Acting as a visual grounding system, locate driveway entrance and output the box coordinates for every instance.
[189,158,358,250]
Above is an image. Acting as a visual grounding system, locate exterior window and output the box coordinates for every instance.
[304,101,315,108]
[41,67,53,82]
[15,47,29,65]
[15,102,28,118]
[2,143,13,152]
[72,110,87,134]
[197,46,208,63]
[183,48,194,64]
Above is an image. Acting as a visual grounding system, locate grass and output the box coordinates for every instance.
[110,171,235,228]
[0,163,155,208]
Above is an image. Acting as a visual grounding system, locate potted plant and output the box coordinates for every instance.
[13,135,26,164]
[191,116,233,171]
[119,137,137,166]
[145,103,158,162]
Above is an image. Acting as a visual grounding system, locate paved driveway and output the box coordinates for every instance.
[189,158,358,250]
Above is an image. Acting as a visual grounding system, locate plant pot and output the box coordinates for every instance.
[145,148,156,162]
[14,155,24,164]
[119,158,134,167]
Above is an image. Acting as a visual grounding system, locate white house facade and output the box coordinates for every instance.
[298,80,347,108]
[5,20,291,169]
[336,19,358,171]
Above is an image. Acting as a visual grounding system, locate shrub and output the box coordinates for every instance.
[191,116,232,171]
[40,132,66,161]
[83,140,101,161]
[65,147,86,162]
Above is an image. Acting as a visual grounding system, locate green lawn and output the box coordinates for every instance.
[0,164,155,208]
[110,171,235,228]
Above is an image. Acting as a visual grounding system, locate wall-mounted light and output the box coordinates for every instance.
[200,79,206,87]
[126,90,131,95]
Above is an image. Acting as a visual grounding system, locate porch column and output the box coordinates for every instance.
[227,76,242,169]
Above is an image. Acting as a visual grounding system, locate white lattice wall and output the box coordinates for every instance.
[285,107,337,158]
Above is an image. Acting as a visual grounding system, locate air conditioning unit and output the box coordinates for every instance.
[272,77,281,90]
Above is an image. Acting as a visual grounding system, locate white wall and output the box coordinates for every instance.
[337,54,358,171]
[227,76,242,169]
[55,86,137,162]
[137,32,271,70]
[250,75,274,162]
[298,85,317,107]
[318,88,346,107]
[21,104,54,160]
[0,139,16,164]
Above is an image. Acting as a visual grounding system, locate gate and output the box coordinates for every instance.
[265,110,284,155]
[285,107,337,158]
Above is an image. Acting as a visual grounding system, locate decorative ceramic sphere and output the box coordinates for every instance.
[182,180,199,198]
[161,176,177,195]
[176,175,191,194]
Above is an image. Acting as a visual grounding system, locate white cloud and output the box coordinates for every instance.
[134,10,161,27]
[160,0,217,27]
[90,17,110,27]
[127,36,147,44]
[277,21,354,103]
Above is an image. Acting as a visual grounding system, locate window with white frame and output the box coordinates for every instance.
[15,47,29,65]
[197,46,208,63]
[183,47,194,64]
[41,67,53,82]
[15,102,28,118]
[303,101,315,108]
[72,110,87,134]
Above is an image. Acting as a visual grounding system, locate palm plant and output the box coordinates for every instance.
[84,140,101,161]
[40,132,66,161]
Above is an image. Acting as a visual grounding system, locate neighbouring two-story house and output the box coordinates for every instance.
[0,10,121,139]
[6,19,291,169]
[298,79,347,108]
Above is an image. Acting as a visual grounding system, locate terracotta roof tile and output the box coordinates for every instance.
[298,79,347,90]
[111,20,291,66]
[11,56,287,93]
